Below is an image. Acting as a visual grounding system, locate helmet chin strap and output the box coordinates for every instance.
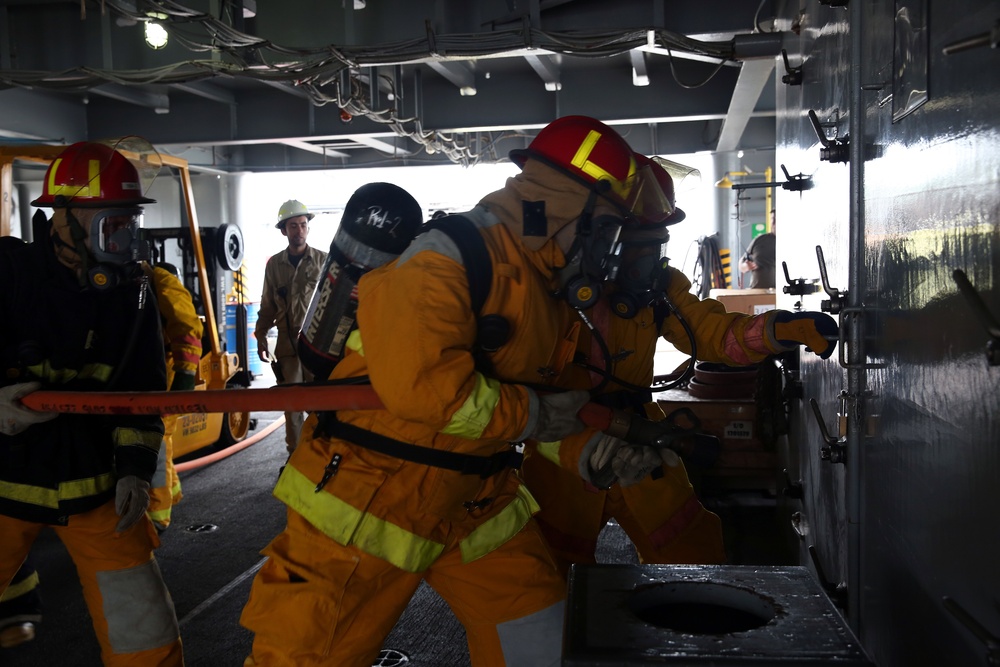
[555,190,601,309]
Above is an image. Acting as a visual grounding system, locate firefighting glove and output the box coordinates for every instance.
[115,476,151,532]
[581,433,680,489]
[0,382,58,436]
[169,370,196,392]
[770,311,839,359]
[528,389,590,442]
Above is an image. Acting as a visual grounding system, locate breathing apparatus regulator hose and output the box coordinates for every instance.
[572,294,698,395]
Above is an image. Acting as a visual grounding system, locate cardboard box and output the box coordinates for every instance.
[654,388,775,485]
[709,287,777,316]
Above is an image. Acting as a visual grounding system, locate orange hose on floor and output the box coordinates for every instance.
[174,416,285,473]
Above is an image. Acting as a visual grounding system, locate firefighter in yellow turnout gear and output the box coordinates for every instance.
[146,263,204,531]
[523,155,839,574]
[240,117,673,666]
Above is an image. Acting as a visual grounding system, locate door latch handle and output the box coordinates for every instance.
[781,261,819,298]
[809,397,846,465]
[780,49,803,86]
[808,109,850,163]
[808,544,848,609]
[942,596,1000,665]
[816,245,847,314]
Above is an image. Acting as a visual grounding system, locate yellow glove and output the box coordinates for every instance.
[771,311,839,359]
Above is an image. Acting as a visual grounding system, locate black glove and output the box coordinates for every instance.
[170,370,196,391]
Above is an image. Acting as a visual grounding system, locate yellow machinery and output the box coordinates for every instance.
[0,144,250,457]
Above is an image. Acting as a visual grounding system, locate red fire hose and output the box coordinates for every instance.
[20,385,618,432]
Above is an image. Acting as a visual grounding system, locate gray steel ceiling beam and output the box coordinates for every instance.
[279,139,350,159]
[425,60,477,96]
[348,135,413,156]
[715,59,775,152]
[257,79,312,100]
[1,7,12,70]
[91,83,170,113]
[523,53,561,91]
[630,49,649,86]
[0,88,86,143]
[171,80,237,105]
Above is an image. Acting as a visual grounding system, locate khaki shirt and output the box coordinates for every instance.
[255,245,328,359]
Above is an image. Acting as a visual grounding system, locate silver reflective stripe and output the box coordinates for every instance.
[334,227,399,268]
[496,599,564,667]
[396,228,463,267]
[151,443,168,487]
[97,558,180,654]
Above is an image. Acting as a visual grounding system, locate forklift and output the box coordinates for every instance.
[0,144,252,458]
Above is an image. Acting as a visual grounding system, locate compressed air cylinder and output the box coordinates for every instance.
[297,183,423,380]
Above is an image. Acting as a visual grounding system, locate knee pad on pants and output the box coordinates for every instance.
[96,558,179,653]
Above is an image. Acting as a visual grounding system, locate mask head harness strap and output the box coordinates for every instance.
[611,229,672,319]
[557,183,625,310]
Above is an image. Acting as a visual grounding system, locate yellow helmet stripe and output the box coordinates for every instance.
[47,158,102,198]
[569,130,634,199]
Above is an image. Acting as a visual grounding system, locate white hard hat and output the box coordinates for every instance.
[276,199,315,229]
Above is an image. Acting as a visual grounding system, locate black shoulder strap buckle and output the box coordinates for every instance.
[315,411,523,478]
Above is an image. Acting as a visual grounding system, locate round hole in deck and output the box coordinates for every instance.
[628,581,776,634]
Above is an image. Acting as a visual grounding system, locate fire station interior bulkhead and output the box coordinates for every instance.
[1,1,998,666]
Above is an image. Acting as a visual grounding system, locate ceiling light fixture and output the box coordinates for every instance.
[144,12,169,50]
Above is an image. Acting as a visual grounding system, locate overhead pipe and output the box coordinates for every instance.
[731,32,786,60]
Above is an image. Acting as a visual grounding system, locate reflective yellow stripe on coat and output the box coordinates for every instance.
[0,473,116,510]
[274,464,538,573]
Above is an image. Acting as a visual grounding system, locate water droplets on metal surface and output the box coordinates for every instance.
[373,648,410,666]
[184,523,219,533]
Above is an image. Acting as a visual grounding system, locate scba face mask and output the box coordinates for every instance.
[558,213,625,310]
[90,208,150,265]
[610,240,672,319]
